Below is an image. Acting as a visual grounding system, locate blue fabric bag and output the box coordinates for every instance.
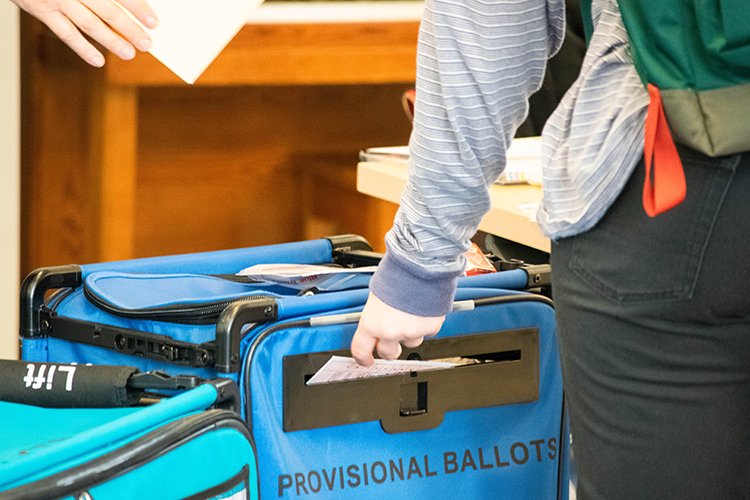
[0,369,257,500]
[17,235,569,499]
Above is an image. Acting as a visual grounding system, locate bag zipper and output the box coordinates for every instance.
[83,281,276,325]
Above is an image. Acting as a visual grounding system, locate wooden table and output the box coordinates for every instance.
[356,161,551,253]
[21,14,421,273]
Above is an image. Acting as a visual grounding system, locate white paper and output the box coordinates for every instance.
[237,264,377,291]
[122,0,264,84]
[306,356,457,386]
[518,201,540,222]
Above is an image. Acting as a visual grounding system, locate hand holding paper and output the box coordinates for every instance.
[10,0,158,67]
[351,292,446,367]
[18,0,266,82]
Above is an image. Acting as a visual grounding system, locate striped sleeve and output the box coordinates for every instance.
[369,0,565,316]
[536,0,648,239]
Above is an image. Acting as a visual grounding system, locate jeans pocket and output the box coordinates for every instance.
[568,152,739,303]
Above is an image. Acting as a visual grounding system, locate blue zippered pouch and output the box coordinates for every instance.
[83,272,291,324]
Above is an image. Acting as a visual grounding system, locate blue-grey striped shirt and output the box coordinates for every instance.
[370,0,650,317]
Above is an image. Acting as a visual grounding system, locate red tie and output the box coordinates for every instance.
[642,84,686,217]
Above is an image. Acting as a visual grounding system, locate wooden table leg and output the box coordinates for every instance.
[89,84,138,263]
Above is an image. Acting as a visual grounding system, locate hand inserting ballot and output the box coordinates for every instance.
[350,292,445,367]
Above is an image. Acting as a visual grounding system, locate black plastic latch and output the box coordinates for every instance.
[207,378,241,413]
[332,249,383,268]
[126,371,241,414]
[325,234,373,254]
[522,264,551,289]
[126,371,203,391]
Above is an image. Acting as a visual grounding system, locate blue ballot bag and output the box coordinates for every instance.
[0,368,257,500]
[10,235,569,499]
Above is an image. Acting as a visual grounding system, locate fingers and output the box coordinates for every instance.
[375,338,402,361]
[401,337,425,349]
[85,0,156,51]
[19,0,160,67]
[72,0,153,56]
[40,10,108,66]
[113,0,158,29]
[350,325,378,367]
[63,0,137,61]
[350,292,446,366]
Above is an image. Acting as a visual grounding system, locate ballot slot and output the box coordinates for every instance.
[282,328,539,434]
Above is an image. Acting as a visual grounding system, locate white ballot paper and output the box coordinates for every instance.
[120,0,264,84]
[237,264,377,291]
[306,356,457,386]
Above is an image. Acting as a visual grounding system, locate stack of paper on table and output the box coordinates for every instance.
[359,136,543,186]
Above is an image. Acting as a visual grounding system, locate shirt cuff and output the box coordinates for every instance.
[369,250,459,317]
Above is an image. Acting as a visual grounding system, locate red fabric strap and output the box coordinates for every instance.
[642,84,686,217]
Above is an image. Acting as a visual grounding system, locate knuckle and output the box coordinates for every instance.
[381,332,406,343]
[404,337,424,348]
[377,340,400,357]
[350,349,372,367]
[382,329,416,342]
[56,24,79,43]
[33,0,57,13]
[98,2,123,23]
[78,13,100,32]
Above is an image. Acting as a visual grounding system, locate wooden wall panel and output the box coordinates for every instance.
[133,84,411,259]
[105,22,420,86]
[299,154,399,254]
[21,17,102,271]
[21,16,416,276]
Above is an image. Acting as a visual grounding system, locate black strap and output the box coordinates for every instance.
[0,359,140,408]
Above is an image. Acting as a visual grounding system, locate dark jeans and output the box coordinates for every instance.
[551,146,750,500]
